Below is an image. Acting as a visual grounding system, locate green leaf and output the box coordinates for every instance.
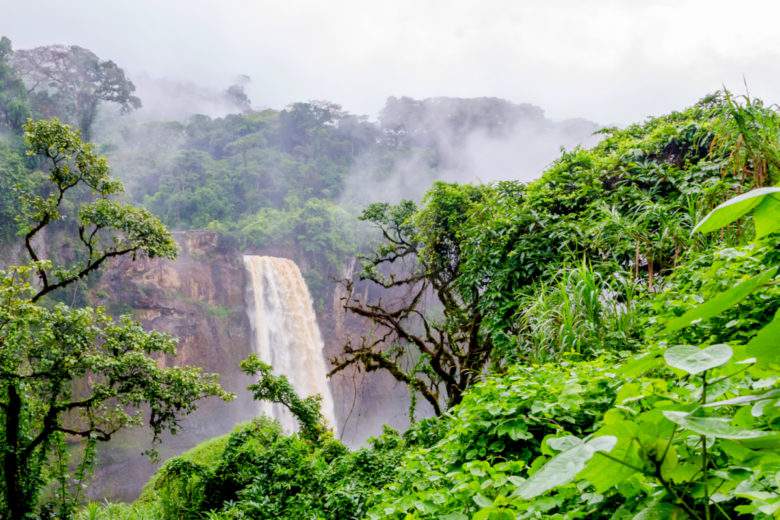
[473,493,493,508]
[752,195,780,238]
[692,187,780,235]
[662,411,770,439]
[473,510,514,520]
[546,435,581,452]
[580,420,642,492]
[745,308,780,368]
[663,344,732,375]
[704,389,780,408]
[665,267,777,333]
[514,436,617,499]
[633,502,687,519]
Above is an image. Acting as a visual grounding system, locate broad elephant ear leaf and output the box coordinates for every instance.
[752,195,780,238]
[745,308,780,368]
[662,411,771,439]
[664,344,732,375]
[514,436,616,499]
[692,187,780,237]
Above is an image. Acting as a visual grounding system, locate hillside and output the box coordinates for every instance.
[0,32,778,520]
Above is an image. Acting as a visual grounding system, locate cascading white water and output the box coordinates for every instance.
[242,255,337,433]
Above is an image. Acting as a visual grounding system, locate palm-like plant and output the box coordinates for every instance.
[516,260,639,361]
[709,90,780,187]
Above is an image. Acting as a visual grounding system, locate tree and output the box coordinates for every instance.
[0,36,30,132]
[224,75,252,112]
[330,182,493,415]
[12,44,141,140]
[0,138,32,241]
[241,355,326,443]
[0,119,231,518]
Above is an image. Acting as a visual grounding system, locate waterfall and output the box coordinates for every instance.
[242,255,337,433]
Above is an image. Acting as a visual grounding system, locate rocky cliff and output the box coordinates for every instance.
[87,231,256,500]
[87,230,412,500]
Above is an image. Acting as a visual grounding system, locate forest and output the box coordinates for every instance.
[0,18,779,520]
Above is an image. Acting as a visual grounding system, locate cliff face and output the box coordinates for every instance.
[323,260,424,447]
[97,231,251,377]
[88,231,257,501]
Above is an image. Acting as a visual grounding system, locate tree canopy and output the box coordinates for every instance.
[0,36,30,133]
[11,43,140,139]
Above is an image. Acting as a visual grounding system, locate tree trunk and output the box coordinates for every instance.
[4,383,28,519]
[634,242,640,280]
[648,256,654,291]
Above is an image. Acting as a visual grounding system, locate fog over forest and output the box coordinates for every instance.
[1,3,780,519]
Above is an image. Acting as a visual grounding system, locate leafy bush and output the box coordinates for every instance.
[369,360,620,518]
[461,92,775,359]
[77,501,163,520]
[113,418,405,520]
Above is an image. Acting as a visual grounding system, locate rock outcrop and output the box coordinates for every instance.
[88,231,256,501]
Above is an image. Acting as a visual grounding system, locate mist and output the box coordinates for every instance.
[2,2,780,513]
[4,0,780,126]
[340,97,601,205]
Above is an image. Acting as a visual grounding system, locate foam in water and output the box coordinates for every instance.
[242,255,337,433]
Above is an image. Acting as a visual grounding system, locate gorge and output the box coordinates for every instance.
[84,232,411,501]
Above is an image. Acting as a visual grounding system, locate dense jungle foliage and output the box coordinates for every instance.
[97,96,571,298]
[76,91,780,520]
[2,36,779,520]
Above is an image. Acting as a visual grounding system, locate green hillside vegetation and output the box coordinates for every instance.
[77,91,780,519]
[3,32,780,520]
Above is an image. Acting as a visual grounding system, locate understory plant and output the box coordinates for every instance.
[108,365,408,520]
[516,187,780,518]
[516,259,641,361]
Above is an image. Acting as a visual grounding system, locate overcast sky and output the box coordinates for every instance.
[4,0,779,124]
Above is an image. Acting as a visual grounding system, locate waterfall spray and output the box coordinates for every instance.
[242,255,337,433]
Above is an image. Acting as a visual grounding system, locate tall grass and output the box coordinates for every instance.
[709,89,780,188]
[516,260,640,362]
[77,501,163,520]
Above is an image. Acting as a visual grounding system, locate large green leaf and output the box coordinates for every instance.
[665,267,777,333]
[662,411,770,439]
[745,308,780,368]
[514,436,617,499]
[663,344,732,375]
[693,187,780,235]
[752,195,780,238]
[704,389,780,408]
[580,419,642,492]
